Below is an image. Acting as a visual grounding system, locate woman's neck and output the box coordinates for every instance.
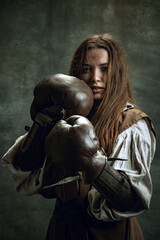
[87,100,101,120]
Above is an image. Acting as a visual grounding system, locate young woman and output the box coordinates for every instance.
[2,34,156,240]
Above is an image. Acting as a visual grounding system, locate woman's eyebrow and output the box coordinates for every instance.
[82,63,109,66]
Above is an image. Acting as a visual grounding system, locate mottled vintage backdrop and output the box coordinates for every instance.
[0,0,159,239]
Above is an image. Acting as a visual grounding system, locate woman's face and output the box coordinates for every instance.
[80,48,109,101]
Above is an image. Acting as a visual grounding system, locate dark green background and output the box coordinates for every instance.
[0,0,159,239]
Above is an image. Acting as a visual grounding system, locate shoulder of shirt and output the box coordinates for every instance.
[121,118,152,137]
[118,103,156,137]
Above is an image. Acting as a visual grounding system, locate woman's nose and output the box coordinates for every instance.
[91,68,102,82]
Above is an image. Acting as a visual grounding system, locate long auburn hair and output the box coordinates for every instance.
[69,34,136,156]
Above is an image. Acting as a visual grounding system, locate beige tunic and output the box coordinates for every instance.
[1,111,156,220]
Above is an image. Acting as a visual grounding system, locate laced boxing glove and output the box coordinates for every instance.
[44,115,137,211]
[14,74,94,171]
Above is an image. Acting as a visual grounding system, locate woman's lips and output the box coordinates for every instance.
[91,86,104,93]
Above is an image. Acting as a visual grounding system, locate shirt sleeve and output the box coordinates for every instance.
[1,134,46,196]
[87,119,156,221]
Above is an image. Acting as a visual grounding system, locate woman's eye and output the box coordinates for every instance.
[82,67,91,73]
[102,66,108,72]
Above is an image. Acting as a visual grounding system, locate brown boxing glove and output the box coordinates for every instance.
[44,115,137,211]
[44,115,106,182]
[30,74,94,120]
[14,75,94,171]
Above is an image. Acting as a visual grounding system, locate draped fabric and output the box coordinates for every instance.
[1,107,156,239]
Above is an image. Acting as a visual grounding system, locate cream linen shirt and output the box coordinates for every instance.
[1,118,156,220]
[88,118,156,221]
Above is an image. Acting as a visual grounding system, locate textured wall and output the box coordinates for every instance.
[0,0,159,239]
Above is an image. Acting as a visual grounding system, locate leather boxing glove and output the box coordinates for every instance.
[44,115,137,211]
[14,75,94,171]
[30,74,94,120]
[44,115,106,183]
